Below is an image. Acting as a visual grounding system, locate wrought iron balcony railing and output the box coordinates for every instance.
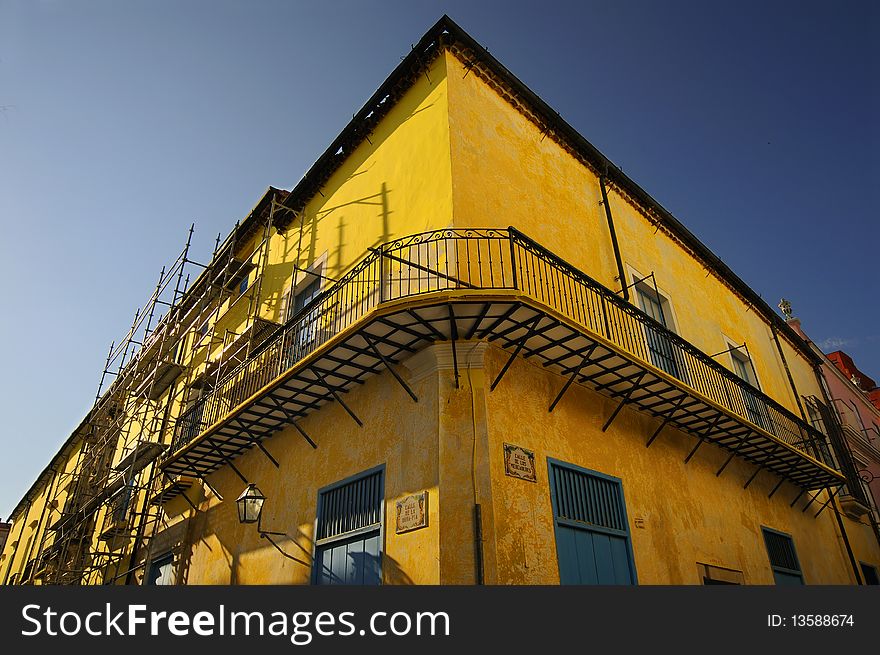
[169,227,833,471]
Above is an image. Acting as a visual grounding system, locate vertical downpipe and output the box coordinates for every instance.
[599,172,628,301]
[830,497,864,585]
[771,325,807,421]
[474,503,484,585]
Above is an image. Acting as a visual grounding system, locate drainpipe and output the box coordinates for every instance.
[474,504,484,585]
[599,172,628,301]
[770,325,807,421]
[829,496,864,585]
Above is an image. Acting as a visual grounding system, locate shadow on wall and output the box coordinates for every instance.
[312,548,414,586]
[286,72,442,281]
[298,182,393,282]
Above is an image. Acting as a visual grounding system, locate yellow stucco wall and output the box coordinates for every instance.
[0,436,83,584]
[166,330,879,586]
[444,50,821,420]
[177,365,442,585]
[479,345,878,584]
[278,52,453,287]
[6,44,878,588]
[149,54,458,585]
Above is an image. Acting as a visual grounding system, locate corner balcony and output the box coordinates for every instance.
[161,228,844,493]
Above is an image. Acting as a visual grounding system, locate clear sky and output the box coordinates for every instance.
[0,0,877,519]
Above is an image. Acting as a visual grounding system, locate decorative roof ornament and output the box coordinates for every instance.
[778,298,793,319]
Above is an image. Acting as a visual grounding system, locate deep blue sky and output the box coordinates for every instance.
[0,1,877,518]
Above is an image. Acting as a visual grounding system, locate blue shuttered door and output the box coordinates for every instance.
[549,461,637,585]
[762,528,804,585]
[316,532,381,586]
[314,467,383,585]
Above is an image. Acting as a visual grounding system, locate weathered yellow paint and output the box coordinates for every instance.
[480,345,866,584]
[0,435,83,584]
[182,368,443,585]
[5,40,878,588]
[444,49,819,420]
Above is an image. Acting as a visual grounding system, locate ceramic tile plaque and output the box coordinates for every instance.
[395,491,428,533]
[503,443,537,482]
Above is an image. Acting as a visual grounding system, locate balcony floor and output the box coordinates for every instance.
[162,291,843,492]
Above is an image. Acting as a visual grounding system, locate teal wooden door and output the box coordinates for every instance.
[762,527,804,585]
[313,466,384,586]
[315,531,381,585]
[549,460,637,585]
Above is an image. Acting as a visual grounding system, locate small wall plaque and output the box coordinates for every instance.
[395,491,428,533]
[503,443,537,482]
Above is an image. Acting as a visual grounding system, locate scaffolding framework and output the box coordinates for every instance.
[26,191,285,586]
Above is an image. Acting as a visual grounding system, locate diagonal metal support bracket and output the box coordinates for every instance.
[193,471,222,500]
[265,396,317,449]
[161,471,199,512]
[312,367,363,428]
[789,488,807,508]
[602,372,646,432]
[363,332,418,403]
[208,443,248,484]
[490,315,543,392]
[716,433,751,477]
[256,442,279,468]
[290,421,318,449]
[743,447,779,489]
[549,344,598,412]
[684,413,723,464]
[646,393,688,448]
[814,485,844,518]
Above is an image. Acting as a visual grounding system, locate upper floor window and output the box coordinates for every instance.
[761,527,803,585]
[291,278,321,317]
[313,466,384,585]
[729,345,767,429]
[633,283,686,382]
[635,285,668,328]
[730,348,758,388]
[145,552,175,585]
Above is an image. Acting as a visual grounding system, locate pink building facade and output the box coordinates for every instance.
[787,315,880,537]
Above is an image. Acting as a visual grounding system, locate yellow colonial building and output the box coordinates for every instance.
[2,16,878,586]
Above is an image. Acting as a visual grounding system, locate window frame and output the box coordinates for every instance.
[286,258,326,323]
[627,270,686,383]
[723,340,769,429]
[144,552,175,586]
[311,464,386,585]
[547,457,639,585]
[860,561,879,585]
[761,526,804,584]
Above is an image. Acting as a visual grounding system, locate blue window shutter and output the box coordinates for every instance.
[314,467,384,585]
[549,460,637,585]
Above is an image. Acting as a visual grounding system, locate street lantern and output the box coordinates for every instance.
[236,484,265,524]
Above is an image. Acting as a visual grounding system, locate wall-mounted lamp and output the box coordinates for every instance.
[235,483,305,563]
[236,483,265,524]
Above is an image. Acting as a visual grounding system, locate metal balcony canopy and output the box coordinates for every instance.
[161,228,842,495]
